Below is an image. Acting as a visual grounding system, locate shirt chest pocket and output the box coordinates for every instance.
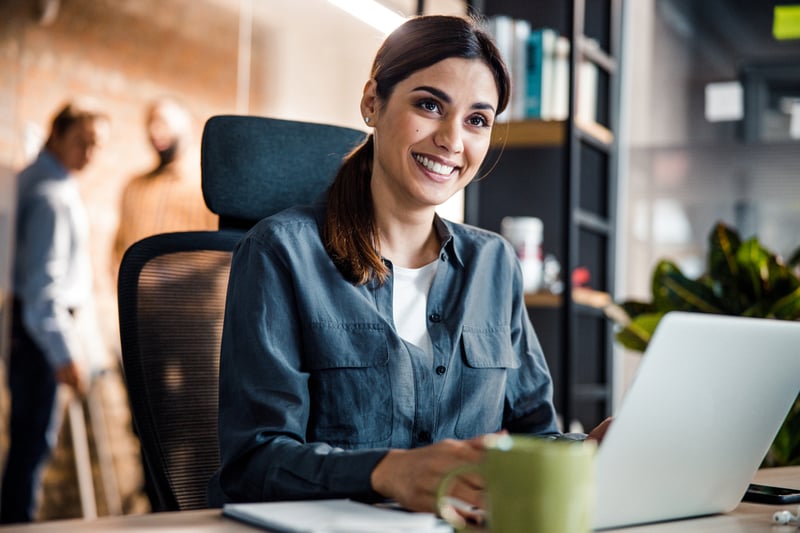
[455,327,520,438]
[305,323,392,447]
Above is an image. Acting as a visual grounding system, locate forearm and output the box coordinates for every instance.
[219,434,389,503]
[21,297,79,369]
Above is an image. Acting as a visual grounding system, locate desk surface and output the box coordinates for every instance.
[3,467,799,532]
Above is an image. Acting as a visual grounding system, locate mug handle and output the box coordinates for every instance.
[436,464,487,532]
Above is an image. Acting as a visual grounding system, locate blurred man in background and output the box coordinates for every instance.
[3,100,109,523]
[113,96,216,267]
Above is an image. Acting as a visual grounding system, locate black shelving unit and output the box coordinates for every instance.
[465,0,624,431]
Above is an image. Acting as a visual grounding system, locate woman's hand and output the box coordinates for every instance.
[587,416,613,444]
[370,436,487,514]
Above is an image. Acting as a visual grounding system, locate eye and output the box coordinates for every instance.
[417,99,441,114]
[467,114,491,128]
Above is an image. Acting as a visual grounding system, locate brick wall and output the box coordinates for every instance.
[0,0,466,520]
[0,0,244,520]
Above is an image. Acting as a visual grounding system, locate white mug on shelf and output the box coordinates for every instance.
[501,216,544,293]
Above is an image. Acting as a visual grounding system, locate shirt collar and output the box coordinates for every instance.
[38,148,71,180]
[433,214,463,268]
[310,198,465,269]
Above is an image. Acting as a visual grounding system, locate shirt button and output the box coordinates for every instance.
[436,365,446,375]
[440,252,447,261]
[429,313,441,323]
[418,431,432,442]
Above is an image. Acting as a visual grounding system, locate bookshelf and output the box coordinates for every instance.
[466,0,624,431]
[490,120,565,148]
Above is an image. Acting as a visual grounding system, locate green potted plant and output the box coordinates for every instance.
[608,222,800,466]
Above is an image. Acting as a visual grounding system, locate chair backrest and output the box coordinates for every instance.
[118,115,365,511]
[118,231,239,511]
[201,115,367,230]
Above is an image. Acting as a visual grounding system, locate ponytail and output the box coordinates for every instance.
[323,136,390,285]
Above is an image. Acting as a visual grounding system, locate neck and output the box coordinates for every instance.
[374,204,440,269]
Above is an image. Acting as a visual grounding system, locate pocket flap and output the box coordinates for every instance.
[307,322,389,369]
[462,326,520,369]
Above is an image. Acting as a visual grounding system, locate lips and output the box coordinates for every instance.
[414,153,457,176]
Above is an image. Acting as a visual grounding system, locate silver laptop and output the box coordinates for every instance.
[593,311,800,530]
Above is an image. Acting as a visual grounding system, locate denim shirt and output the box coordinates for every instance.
[215,200,560,504]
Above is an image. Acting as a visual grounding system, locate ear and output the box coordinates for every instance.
[360,79,378,124]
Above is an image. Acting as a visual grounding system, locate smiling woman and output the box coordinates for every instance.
[323,14,509,285]
[212,14,606,520]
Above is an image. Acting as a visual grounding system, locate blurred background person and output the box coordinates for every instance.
[2,100,109,524]
[112,96,216,268]
[111,96,216,511]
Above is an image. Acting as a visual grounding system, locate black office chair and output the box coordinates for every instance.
[117,115,365,511]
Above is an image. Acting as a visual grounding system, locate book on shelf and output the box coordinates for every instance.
[526,27,570,121]
[510,18,531,121]
[487,18,577,123]
[576,38,600,125]
[487,15,515,122]
[549,35,570,120]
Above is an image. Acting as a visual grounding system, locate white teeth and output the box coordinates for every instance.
[415,154,454,175]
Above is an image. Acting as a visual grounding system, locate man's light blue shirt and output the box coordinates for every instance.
[215,200,560,504]
[14,149,91,369]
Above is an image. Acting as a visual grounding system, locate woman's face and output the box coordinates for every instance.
[363,57,499,214]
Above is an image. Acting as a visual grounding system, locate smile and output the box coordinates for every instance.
[414,154,456,176]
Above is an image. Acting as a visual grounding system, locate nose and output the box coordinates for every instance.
[434,118,464,154]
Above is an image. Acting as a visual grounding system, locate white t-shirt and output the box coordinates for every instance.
[392,260,439,359]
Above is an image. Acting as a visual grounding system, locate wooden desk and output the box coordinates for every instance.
[3,467,799,532]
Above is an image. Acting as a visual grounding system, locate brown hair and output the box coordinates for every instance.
[322,15,511,285]
[46,99,109,144]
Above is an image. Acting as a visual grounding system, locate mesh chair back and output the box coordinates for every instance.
[118,231,240,511]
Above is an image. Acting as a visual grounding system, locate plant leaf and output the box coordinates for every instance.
[735,238,771,302]
[766,286,800,320]
[707,222,742,303]
[652,260,724,313]
[614,312,664,352]
[789,246,800,268]
[619,300,656,320]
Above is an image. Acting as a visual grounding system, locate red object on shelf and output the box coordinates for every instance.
[571,267,590,287]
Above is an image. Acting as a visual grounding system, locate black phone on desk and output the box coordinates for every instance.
[742,483,800,504]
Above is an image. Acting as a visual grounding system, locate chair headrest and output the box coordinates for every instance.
[201,115,367,230]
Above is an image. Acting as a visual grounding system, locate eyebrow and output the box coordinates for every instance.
[412,85,496,113]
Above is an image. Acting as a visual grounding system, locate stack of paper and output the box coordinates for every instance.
[223,499,452,533]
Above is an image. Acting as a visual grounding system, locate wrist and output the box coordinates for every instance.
[370,449,404,497]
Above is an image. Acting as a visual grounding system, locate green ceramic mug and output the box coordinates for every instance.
[437,434,596,533]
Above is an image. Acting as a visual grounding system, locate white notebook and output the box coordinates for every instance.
[223,499,451,533]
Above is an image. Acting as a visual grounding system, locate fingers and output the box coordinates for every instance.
[55,362,88,398]
[447,473,485,510]
[371,438,489,513]
[587,416,613,443]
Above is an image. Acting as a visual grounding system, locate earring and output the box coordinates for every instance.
[364,116,371,124]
